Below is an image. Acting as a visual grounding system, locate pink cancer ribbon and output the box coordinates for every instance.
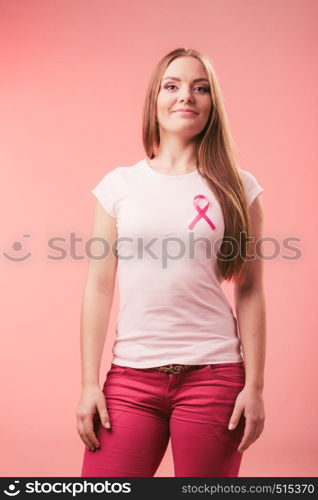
[188,195,216,230]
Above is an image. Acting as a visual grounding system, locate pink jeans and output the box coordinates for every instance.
[81,362,246,477]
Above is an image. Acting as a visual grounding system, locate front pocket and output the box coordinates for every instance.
[109,364,129,376]
[209,362,245,382]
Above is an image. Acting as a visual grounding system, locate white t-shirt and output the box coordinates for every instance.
[91,158,264,368]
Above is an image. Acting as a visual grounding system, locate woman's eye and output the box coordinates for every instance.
[197,87,210,93]
[164,84,210,93]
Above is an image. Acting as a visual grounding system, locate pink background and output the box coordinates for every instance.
[1,0,317,477]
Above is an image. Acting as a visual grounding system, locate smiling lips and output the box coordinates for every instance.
[173,108,198,115]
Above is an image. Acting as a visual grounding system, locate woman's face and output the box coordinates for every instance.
[156,56,212,139]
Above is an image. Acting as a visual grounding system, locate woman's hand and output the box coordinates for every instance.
[228,386,265,453]
[76,384,111,452]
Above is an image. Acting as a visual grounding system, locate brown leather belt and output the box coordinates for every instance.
[143,363,207,375]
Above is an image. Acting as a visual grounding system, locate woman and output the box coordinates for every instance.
[77,47,266,477]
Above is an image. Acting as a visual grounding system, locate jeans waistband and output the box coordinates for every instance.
[136,364,208,375]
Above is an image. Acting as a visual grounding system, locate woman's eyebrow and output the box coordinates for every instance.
[162,77,209,83]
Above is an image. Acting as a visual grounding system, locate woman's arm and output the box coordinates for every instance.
[80,200,118,387]
[234,195,266,392]
[76,201,117,452]
[228,195,266,453]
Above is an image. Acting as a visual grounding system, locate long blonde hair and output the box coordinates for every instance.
[142,47,252,285]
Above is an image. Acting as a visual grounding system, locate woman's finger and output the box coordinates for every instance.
[77,418,95,451]
[237,418,256,453]
[82,415,100,449]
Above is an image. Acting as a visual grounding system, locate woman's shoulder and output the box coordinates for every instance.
[238,168,264,207]
[99,159,144,181]
[238,168,263,189]
[238,167,259,183]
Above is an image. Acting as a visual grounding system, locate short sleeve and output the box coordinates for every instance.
[239,169,264,207]
[91,169,117,218]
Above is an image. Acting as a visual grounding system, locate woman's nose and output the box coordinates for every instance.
[178,94,193,102]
